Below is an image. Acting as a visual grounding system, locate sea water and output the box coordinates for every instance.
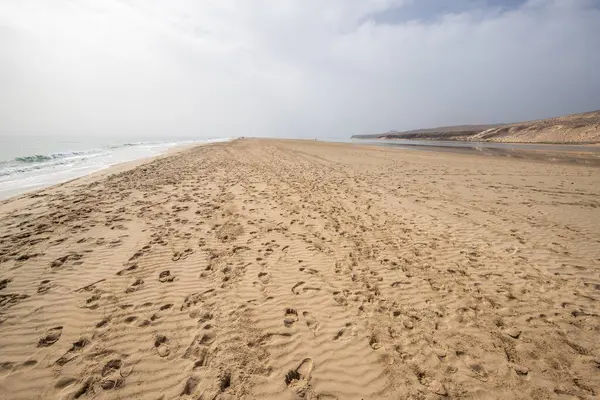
[0,135,232,200]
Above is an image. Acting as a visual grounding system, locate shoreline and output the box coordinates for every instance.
[352,137,600,148]
[0,140,232,203]
[352,138,600,167]
[351,109,600,143]
[3,136,599,204]
[363,137,600,145]
[1,139,599,399]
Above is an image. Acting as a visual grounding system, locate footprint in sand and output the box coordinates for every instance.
[100,376,125,390]
[302,285,321,293]
[0,278,11,291]
[333,323,357,341]
[96,317,110,328]
[292,281,305,295]
[284,308,299,327]
[158,270,175,283]
[369,334,381,350]
[154,334,171,357]
[189,347,210,367]
[101,359,122,377]
[181,289,215,312]
[148,303,174,323]
[172,248,193,261]
[100,359,125,390]
[138,319,151,328]
[332,291,348,306]
[219,371,232,392]
[50,253,82,268]
[125,278,144,293]
[258,272,270,284]
[302,312,319,334]
[116,264,138,276]
[37,279,52,294]
[198,331,217,346]
[196,310,213,325]
[15,253,40,262]
[0,293,29,310]
[181,376,200,395]
[55,338,89,366]
[128,249,145,262]
[183,338,211,363]
[457,352,490,382]
[38,326,63,347]
[285,358,314,386]
[299,267,319,275]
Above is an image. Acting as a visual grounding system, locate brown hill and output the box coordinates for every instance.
[353,110,600,144]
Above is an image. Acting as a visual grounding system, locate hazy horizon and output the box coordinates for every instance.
[2,0,600,139]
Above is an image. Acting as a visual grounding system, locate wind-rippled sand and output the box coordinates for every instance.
[0,139,599,399]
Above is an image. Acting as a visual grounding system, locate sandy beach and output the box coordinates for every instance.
[1,138,599,399]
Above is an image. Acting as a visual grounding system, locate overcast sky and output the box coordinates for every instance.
[1,0,599,139]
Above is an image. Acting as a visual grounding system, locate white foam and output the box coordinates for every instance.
[0,138,233,200]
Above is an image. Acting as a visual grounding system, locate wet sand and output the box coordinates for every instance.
[1,139,599,399]
[360,139,600,167]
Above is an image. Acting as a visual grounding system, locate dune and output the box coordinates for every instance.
[353,109,600,144]
[0,139,599,399]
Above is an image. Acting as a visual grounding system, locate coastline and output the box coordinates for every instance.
[353,138,600,167]
[5,135,593,208]
[1,138,599,399]
[363,137,600,145]
[351,109,600,144]
[0,140,232,203]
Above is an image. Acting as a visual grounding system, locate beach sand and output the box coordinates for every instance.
[0,139,599,399]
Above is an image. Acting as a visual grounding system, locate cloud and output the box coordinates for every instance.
[1,0,599,138]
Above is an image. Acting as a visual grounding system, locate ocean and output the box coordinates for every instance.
[0,135,232,200]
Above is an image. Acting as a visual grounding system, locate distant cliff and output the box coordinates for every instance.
[352,110,600,144]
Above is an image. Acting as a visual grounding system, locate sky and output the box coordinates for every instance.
[1,0,599,139]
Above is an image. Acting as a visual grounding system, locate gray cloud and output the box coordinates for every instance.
[368,0,529,24]
[1,0,599,139]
